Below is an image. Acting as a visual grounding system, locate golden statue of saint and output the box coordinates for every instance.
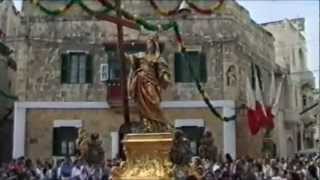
[126,36,171,132]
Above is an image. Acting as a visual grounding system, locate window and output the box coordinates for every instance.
[292,49,296,67]
[105,45,145,103]
[106,51,122,82]
[61,52,92,84]
[52,127,78,156]
[106,47,144,82]
[174,51,207,82]
[176,126,204,155]
[175,119,205,155]
[295,88,299,107]
[299,48,305,68]
[302,94,307,107]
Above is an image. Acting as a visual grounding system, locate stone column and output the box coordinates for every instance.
[111,131,119,159]
[223,101,236,159]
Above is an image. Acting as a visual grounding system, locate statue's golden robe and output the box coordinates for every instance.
[128,53,170,130]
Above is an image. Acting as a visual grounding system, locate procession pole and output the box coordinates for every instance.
[116,0,130,124]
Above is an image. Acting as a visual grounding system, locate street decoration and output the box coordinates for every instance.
[149,0,225,16]
[95,0,185,49]
[149,0,181,17]
[246,65,284,135]
[32,0,112,16]
[0,89,18,101]
[31,0,232,122]
[31,0,184,49]
[186,0,225,15]
[91,0,230,121]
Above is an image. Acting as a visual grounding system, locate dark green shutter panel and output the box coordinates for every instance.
[52,128,59,156]
[200,53,207,82]
[174,53,182,82]
[61,53,69,83]
[190,52,200,82]
[86,54,93,83]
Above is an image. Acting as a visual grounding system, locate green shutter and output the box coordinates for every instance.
[200,53,207,82]
[61,53,69,83]
[174,52,182,82]
[86,54,93,83]
[190,52,199,82]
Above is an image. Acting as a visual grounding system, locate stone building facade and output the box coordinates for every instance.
[0,0,19,162]
[263,18,316,157]
[14,0,276,160]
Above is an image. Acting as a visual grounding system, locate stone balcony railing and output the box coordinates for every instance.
[283,109,300,124]
[299,70,315,88]
[301,113,317,125]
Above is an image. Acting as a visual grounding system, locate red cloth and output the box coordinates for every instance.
[264,106,275,129]
[255,104,267,129]
[247,109,260,135]
[248,103,273,135]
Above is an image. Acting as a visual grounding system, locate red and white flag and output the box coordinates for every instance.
[264,72,284,130]
[271,76,284,116]
[264,71,276,129]
[246,76,260,135]
[246,66,285,135]
[253,67,269,131]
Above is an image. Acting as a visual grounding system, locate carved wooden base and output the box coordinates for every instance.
[112,133,173,180]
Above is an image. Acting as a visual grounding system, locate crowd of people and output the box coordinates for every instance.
[0,153,319,180]
[0,157,118,180]
[185,153,320,180]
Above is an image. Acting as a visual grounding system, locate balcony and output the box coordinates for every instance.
[300,102,319,122]
[283,109,300,124]
[106,80,123,106]
[301,113,316,125]
[299,70,315,88]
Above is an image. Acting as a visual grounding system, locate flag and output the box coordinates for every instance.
[254,66,268,131]
[265,73,284,130]
[246,76,260,135]
[263,71,276,129]
[271,76,284,116]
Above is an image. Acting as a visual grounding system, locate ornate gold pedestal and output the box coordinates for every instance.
[112,133,173,180]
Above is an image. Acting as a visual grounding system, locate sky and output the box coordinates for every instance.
[13,0,319,88]
[238,0,319,89]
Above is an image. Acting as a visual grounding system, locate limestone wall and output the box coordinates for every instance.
[26,108,223,160]
[0,0,20,100]
[18,0,274,102]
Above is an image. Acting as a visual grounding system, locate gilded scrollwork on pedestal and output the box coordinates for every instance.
[112,133,173,179]
[113,155,172,178]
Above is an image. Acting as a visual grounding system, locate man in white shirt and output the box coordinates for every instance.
[71,161,81,179]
